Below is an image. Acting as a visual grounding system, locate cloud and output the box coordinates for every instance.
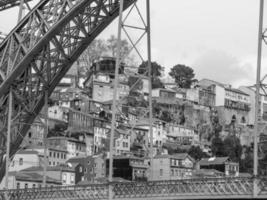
[192,50,256,87]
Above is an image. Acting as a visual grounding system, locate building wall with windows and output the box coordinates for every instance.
[48,105,68,122]
[21,166,76,186]
[114,130,131,155]
[0,172,61,190]
[48,148,68,166]
[150,154,195,181]
[91,73,129,103]
[47,137,87,160]
[166,124,195,145]
[9,151,41,172]
[25,146,68,167]
[135,119,167,148]
[94,126,109,154]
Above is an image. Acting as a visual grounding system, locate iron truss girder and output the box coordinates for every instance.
[0,177,267,200]
[0,0,33,11]
[0,0,135,183]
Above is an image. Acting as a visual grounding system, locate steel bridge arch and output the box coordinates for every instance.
[0,0,135,182]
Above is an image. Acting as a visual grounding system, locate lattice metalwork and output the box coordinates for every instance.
[0,184,108,200]
[0,0,33,11]
[112,178,255,199]
[0,178,267,200]
[0,0,135,183]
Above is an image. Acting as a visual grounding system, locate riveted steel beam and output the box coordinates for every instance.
[0,0,136,183]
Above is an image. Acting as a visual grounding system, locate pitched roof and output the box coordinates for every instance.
[21,165,75,172]
[13,172,61,184]
[225,87,249,96]
[154,153,194,161]
[199,157,229,166]
[67,156,93,165]
[16,150,39,155]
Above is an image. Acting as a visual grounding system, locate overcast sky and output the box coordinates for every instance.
[0,0,266,87]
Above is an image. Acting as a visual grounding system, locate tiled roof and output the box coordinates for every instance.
[67,156,93,165]
[21,165,75,172]
[154,153,193,161]
[14,172,61,184]
[199,157,229,166]
[16,150,39,155]
[112,155,145,160]
[225,87,249,96]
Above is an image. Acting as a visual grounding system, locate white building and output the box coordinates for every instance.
[135,118,167,147]
[198,79,250,125]
[94,126,109,153]
[48,105,68,122]
[47,137,87,159]
[239,86,267,125]
[86,73,129,102]
[114,129,131,155]
[9,150,42,172]
[166,124,197,145]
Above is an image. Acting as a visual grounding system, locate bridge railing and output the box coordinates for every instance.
[0,177,267,200]
[112,177,254,198]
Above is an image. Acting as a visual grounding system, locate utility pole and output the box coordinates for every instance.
[42,90,48,187]
[254,0,264,197]
[108,0,124,199]
[146,0,153,180]
[5,0,25,192]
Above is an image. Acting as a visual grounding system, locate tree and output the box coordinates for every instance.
[188,146,208,161]
[106,35,133,64]
[169,64,197,88]
[211,137,225,157]
[240,153,253,173]
[223,135,242,162]
[78,39,107,74]
[78,35,134,75]
[138,61,164,89]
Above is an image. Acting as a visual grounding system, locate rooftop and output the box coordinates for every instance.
[199,157,230,166]
[22,165,75,172]
[154,153,194,161]
[225,87,249,96]
[16,150,39,155]
[10,172,61,184]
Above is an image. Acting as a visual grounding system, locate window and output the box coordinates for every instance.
[32,184,36,189]
[17,183,20,189]
[53,161,55,166]
[62,174,67,183]
[49,161,51,166]
[241,116,246,123]
[24,183,28,189]
[85,168,87,173]
[70,175,74,184]
[57,152,59,158]
[53,152,56,158]
[160,169,163,176]
[49,151,52,157]
[28,132,32,138]
[79,166,83,173]
[19,158,23,165]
